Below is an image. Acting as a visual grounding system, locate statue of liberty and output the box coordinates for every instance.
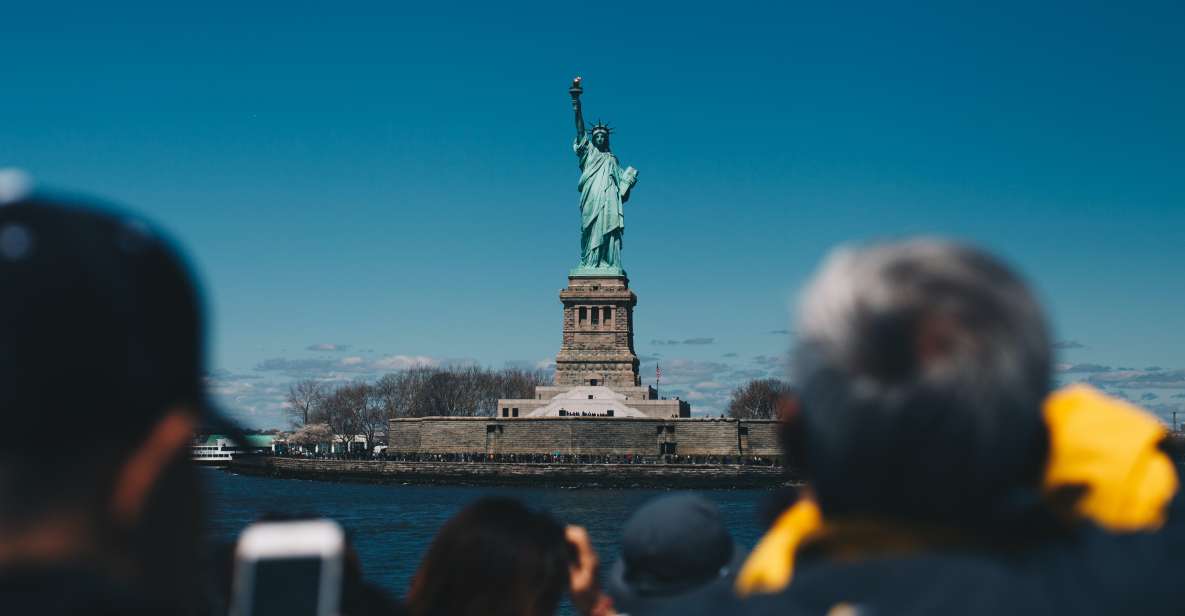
[570,77,637,275]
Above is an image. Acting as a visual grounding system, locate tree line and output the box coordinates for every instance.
[725,378,794,420]
[285,366,549,450]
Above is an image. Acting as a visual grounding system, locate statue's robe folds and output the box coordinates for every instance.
[574,135,630,269]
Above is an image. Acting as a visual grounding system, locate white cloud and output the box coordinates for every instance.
[659,359,733,384]
[693,380,727,390]
[204,372,289,429]
[307,343,350,352]
[372,355,438,371]
[255,354,440,378]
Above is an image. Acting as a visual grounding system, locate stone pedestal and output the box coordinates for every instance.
[496,273,691,419]
[555,275,640,388]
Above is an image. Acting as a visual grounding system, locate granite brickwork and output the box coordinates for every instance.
[670,420,745,456]
[497,274,692,420]
[554,275,641,388]
[388,417,781,459]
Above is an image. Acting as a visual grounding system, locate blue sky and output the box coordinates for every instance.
[2,1,1183,427]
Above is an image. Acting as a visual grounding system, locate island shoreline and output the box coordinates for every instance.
[227,456,797,490]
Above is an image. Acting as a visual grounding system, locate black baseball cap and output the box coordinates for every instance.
[606,493,747,615]
[0,189,241,456]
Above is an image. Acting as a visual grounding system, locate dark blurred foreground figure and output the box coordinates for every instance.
[407,497,615,616]
[730,240,1184,615]
[605,493,745,615]
[0,194,237,615]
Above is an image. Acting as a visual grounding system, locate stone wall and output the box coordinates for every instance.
[388,420,422,451]
[389,416,782,459]
[416,418,489,453]
[743,421,783,457]
[673,420,742,456]
[231,456,790,489]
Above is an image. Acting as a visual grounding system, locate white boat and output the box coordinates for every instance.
[192,434,274,465]
[192,436,235,465]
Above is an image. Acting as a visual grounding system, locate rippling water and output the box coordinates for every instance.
[203,467,780,612]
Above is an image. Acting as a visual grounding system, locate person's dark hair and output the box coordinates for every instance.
[0,194,225,614]
[408,497,572,616]
[792,239,1052,527]
[0,197,208,525]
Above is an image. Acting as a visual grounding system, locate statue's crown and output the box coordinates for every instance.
[590,120,613,135]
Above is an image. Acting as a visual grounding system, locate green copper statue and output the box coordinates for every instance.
[570,76,637,276]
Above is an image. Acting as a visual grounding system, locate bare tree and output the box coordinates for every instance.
[727,378,793,420]
[357,383,387,450]
[453,365,498,417]
[422,370,470,416]
[374,367,435,419]
[286,379,325,427]
[369,366,553,420]
[314,384,362,449]
[310,381,389,452]
[500,367,550,399]
[373,373,404,419]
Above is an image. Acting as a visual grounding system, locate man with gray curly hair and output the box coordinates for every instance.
[732,239,1185,616]
[793,239,1053,526]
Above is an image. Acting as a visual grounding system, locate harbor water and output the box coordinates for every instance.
[204,467,779,612]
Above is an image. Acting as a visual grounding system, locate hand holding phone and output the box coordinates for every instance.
[229,519,345,616]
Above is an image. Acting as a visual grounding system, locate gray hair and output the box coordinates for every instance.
[792,239,1052,524]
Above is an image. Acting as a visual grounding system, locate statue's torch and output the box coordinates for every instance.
[570,76,583,108]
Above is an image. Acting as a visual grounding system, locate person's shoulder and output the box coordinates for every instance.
[0,566,163,615]
[741,554,1052,616]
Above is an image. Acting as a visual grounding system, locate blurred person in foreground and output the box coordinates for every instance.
[729,239,1184,615]
[407,497,616,616]
[0,191,236,614]
[604,493,745,615]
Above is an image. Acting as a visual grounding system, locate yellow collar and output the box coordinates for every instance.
[735,385,1176,596]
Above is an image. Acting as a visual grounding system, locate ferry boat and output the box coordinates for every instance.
[192,436,234,465]
[192,434,275,466]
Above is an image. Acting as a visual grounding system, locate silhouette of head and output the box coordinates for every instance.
[1,193,235,613]
[792,239,1052,528]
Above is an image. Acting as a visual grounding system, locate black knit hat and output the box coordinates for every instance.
[0,193,240,456]
[606,493,746,615]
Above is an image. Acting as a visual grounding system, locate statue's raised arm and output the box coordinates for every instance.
[570,76,586,141]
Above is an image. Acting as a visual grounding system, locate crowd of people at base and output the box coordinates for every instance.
[284,451,784,466]
[3,194,1185,616]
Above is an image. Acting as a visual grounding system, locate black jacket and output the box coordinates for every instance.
[0,566,164,616]
[738,491,1185,616]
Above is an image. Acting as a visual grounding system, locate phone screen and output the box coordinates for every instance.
[247,556,325,616]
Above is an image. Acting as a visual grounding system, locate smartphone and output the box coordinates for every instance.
[229,519,345,616]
